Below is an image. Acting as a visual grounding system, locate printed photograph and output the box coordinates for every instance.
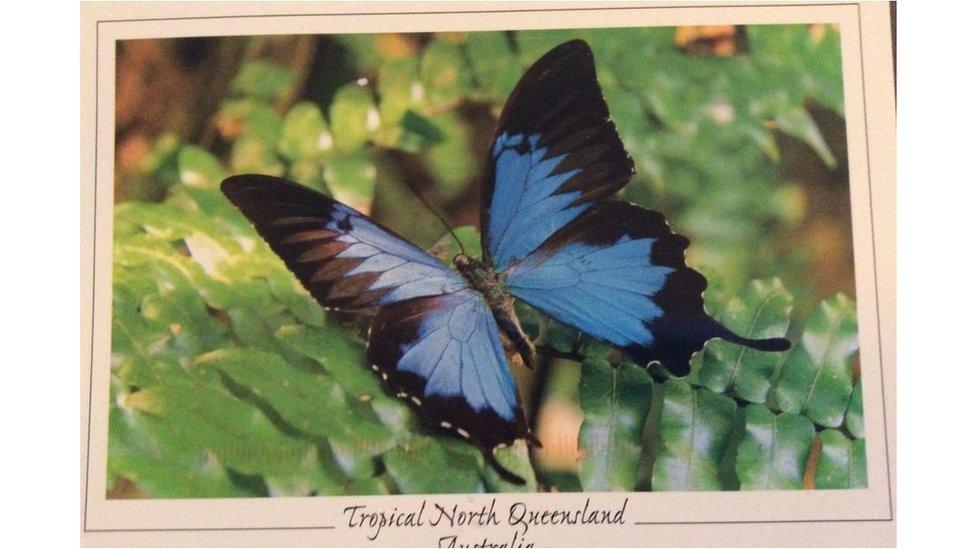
[108,24,864,498]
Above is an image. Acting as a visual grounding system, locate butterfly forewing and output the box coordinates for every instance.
[222,175,467,310]
[481,39,635,271]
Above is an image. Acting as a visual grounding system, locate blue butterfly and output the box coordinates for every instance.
[221,39,789,485]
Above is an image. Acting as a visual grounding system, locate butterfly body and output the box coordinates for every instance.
[222,39,790,485]
[453,254,504,306]
[454,253,537,370]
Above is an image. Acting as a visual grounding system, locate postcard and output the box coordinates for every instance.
[81,2,896,546]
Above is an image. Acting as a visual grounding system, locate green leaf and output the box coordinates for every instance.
[264,444,385,497]
[329,83,380,153]
[696,278,793,402]
[814,429,867,489]
[230,134,284,176]
[774,293,858,427]
[383,436,484,494]
[483,441,538,493]
[274,324,384,401]
[369,397,417,443]
[845,381,864,439]
[373,58,444,150]
[108,399,253,498]
[218,278,296,353]
[116,200,243,253]
[578,359,654,491]
[141,133,182,187]
[603,87,649,144]
[536,317,582,355]
[423,112,476,199]
[250,258,326,327]
[113,230,232,311]
[231,61,295,101]
[420,40,472,106]
[749,25,844,115]
[279,102,332,161]
[851,438,867,488]
[287,159,328,190]
[196,348,393,445]
[442,437,487,477]
[652,379,737,491]
[177,145,226,188]
[336,34,385,71]
[141,283,226,351]
[111,282,182,388]
[466,32,522,102]
[774,107,836,167]
[324,151,376,211]
[195,349,396,470]
[735,405,815,490]
[400,110,442,140]
[220,253,321,335]
[122,380,311,480]
[396,110,445,151]
[378,58,423,124]
[218,98,284,145]
[427,225,482,264]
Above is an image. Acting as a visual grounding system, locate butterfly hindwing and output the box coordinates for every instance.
[506,202,726,377]
[367,289,533,482]
[221,175,467,311]
[481,39,635,271]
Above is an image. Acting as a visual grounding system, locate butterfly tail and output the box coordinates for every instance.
[485,450,527,486]
[707,318,791,352]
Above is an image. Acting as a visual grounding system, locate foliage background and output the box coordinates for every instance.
[110,25,864,497]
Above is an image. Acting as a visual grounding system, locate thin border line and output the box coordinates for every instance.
[94,3,859,25]
[82,1,893,535]
[635,518,887,526]
[83,19,99,533]
[88,526,336,533]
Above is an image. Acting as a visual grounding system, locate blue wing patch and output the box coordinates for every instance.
[379,290,517,419]
[367,290,535,481]
[506,234,673,348]
[485,132,585,269]
[221,175,466,310]
[481,40,635,270]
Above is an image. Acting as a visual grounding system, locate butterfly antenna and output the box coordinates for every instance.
[402,180,467,255]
